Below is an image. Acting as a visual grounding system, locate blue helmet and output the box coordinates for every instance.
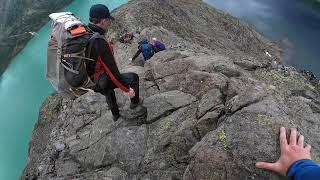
[141,37,150,44]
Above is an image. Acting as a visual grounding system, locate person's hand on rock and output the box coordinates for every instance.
[256,127,312,175]
[125,88,135,98]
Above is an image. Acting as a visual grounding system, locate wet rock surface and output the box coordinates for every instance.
[23,0,320,179]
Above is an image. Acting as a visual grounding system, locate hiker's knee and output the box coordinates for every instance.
[131,73,139,81]
[130,73,140,85]
[123,72,139,82]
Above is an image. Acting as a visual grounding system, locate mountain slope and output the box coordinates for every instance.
[0,0,73,75]
[22,0,320,179]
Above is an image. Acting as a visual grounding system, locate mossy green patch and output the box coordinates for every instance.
[143,154,153,164]
[218,129,228,150]
[254,69,311,97]
[256,114,274,126]
[153,116,176,141]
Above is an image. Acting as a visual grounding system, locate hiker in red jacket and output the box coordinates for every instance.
[86,4,141,121]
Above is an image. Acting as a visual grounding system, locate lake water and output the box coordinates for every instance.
[206,0,320,76]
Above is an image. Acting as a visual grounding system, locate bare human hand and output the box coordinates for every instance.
[256,127,312,175]
[125,88,135,98]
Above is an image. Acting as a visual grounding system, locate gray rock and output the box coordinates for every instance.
[144,80,161,98]
[196,108,223,137]
[143,90,197,123]
[152,59,195,80]
[55,160,80,177]
[23,0,320,179]
[73,125,148,172]
[22,93,63,178]
[226,81,269,113]
[181,71,228,97]
[234,56,269,70]
[105,167,128,180]
[197,88,223,118]
[185,94,320,180]
[147,105,197,151]
[72,92,106,116]
[53,142,65,152]
[123,65,145,76]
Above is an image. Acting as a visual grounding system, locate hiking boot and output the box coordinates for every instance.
[130,98,143,109]
[113,114,120,122]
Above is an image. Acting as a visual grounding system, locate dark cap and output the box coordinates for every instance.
[90,4,115,20]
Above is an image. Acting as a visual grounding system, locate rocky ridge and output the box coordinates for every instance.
[23,0,320,179]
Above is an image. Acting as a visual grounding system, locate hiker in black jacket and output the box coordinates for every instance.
[86,4,141,121]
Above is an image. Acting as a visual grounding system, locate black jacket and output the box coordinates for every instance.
[86,23,129,92]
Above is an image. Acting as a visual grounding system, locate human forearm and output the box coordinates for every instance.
[288,159,320,180]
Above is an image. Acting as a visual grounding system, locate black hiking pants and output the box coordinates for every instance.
[94,72,140,116]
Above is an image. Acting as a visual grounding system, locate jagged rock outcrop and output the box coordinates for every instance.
[0,0,73,74]
[23,0,320,179]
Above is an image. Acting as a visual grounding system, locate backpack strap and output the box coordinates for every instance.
[86,32,104,58]
[61,60,80,74]
[61,50,95,75]
[85,33,108,81]
[64,53,95,61]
